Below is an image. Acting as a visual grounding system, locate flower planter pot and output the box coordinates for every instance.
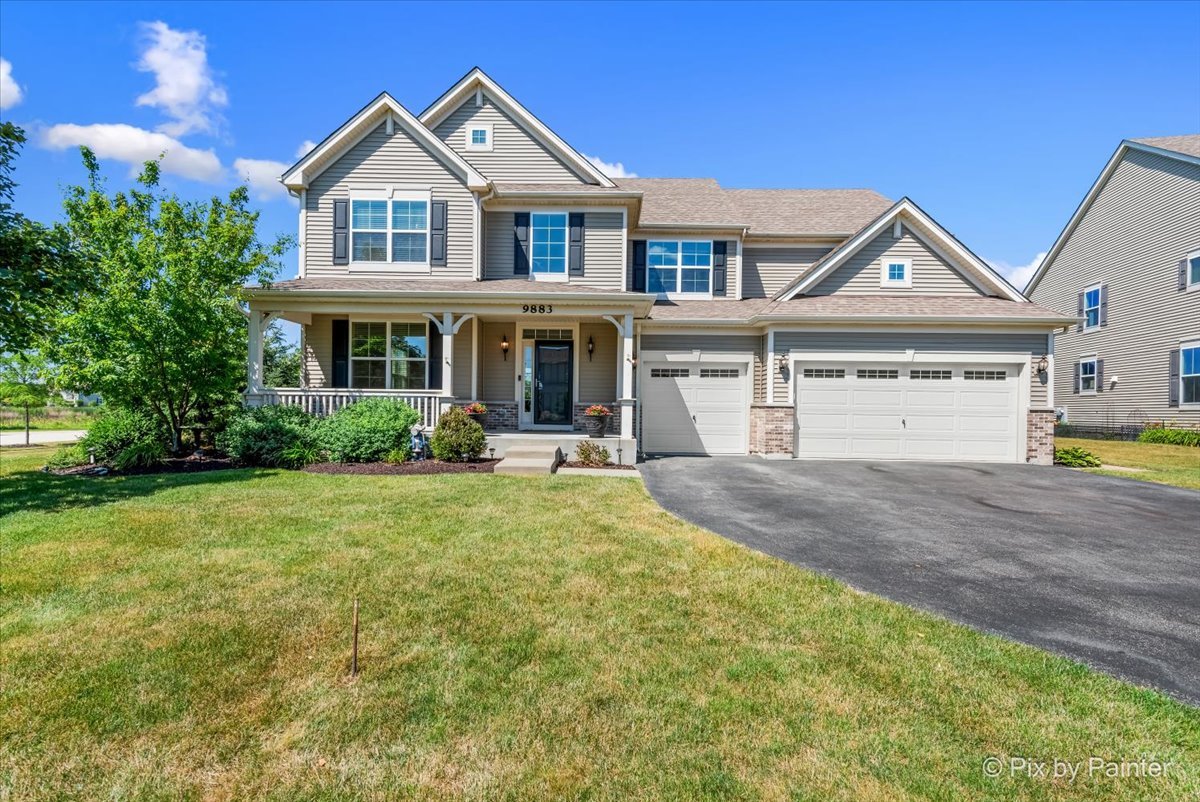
[468,412,488,429]
[585,414,610,438]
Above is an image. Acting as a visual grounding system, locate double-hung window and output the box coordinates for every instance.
[648,240,712,296]
[1082,285,1102,329]
[350,321,429,389]
[1079,357,1097,394]
[351,197,429,265]
[531,213,567,276]
[1187,249,1200,290]
[1183,345,1200,405]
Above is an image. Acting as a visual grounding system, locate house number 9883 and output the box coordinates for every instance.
[522,304,554,314]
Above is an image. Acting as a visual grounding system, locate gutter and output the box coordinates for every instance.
[645,314,1074,327]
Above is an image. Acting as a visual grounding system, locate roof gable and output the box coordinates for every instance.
[419,68,614,187]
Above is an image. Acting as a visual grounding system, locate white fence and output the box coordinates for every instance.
[245,389,449,429]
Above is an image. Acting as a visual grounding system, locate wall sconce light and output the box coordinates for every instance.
[777,355,788,374]
[1036,355,1049,374]
[587,335,595,362]
[627,355,638,368]
[500,334,510,361]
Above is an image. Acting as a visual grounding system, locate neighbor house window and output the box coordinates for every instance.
[880,258,912,288]
[1188,249,1200,289]
[466,124,492,151]
[1183,345,1200,404]
[648,240,712,295]
[351,197,429,264]
[530,213,567,275]
[1083,285,1102,329]
[1079,357,1097,393]
[350,321,428,389]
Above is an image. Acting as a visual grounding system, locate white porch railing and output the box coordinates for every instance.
[245,388,449,429]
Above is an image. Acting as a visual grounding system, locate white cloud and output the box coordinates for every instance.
[134,21,228,137]
[0,57,23,110]
[988,251,1046,293]
[584,154,637,179]
[295,140,317,159]
[41,123,224,182]
[232,157,291,202]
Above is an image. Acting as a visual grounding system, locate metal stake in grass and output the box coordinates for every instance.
[351,598,359,677]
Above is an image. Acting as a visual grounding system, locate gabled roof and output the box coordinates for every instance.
[644,295,1069,325]
[280,93,487,192]
[724,188,892,237]
[418,67,615,188]
[774,198,1027,302]
[1025,135,1200,294]
[616,178,742,228]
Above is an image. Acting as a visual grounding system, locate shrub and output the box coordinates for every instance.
[1137,427,1200,447]
[81,408,164,467]
[1054,446,1101,468]
[46,444,88,469]
[574,441,611,467]
[430,406,486,462]
[217,405,319,467]
[319,398,421,463]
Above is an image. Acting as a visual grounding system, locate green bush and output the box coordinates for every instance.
[319,398,421,463]
[430,407,486,462]
[1137,427,1200,447]
[1054,446,1101,468]
[46,443,88,469]
[217,405,319,468]
[81,408,164,467]
[574,441,611,467]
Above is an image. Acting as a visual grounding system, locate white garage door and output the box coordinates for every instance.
[643,363,748,454]
[795,364,1020,462]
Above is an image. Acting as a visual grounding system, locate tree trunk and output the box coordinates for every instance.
[24,404,30,446]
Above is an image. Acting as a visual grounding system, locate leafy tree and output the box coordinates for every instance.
[262,322,301,388]
[0,123,88,352]
[0,351,51,446]
[53,150,292,451]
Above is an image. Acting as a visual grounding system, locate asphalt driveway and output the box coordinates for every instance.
[640,457,1200,704]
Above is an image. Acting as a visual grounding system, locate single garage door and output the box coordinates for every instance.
[643,363,748,454]
[795,364,1020,461]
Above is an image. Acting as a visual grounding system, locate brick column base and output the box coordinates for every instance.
[750,404,794,457]
[1027,408,1055,465]
[573,402,620,434]
[479,401,518,432]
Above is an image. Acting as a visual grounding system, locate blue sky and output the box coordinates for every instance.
[2,0,1199,294]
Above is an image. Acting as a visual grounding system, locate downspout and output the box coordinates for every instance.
[474,185,496,281]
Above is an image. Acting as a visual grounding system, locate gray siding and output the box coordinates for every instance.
[485,210,625,289]
[306,122,475,280]
[640,333,764,402]
[1029,147,1200,426]
[432,93,588,183]
[810,224,983,295]
[579,321,617,402]
[452,318,473,399]
[742,246,833,298]
[481,321,515,401]
[302,314,335,388]
[771,331,1049,405]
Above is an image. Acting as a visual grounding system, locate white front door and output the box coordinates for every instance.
[642,363,749,454]
[794,363,1021,461]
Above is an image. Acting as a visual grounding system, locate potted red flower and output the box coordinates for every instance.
[583,404,611,437]
[463,402,488,428]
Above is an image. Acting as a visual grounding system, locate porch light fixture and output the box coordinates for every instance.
[627,355,638,368]
[1036,355,1049,375]
[587,335,595,361]
[501,334,510,361]
[778,355,788,374]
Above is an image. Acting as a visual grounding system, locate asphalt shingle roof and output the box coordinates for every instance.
[1131,134,1200,159]
[647,295,1071,322]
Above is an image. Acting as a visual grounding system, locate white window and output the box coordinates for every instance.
[699,368,739,378]
[1187,249,1200,290]
[1183,345,1200,404]
[351,196,429,265]
[350,321,429,390]
[650,367,690,378]
[911,369,952,380]
[880,257,912,288]
[530,213,568,277]
[856,368,899,379]
[964,370,1007,381]
[1082,285,1102,329]
[802,368,845,379]
[466,124,493,152]
[1079,358,1097,394]
[648,240,712,296]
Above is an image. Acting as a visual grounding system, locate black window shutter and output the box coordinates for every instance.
[513,212,530,275]
[1096,358,1105,392]
[631,240,647,291]
[712,241,727,295]
[1180,259,1188,292]
[333,199,349,265]
[1076,291,1084,332]
[1099,284,1109,326]
[430,200,447,267]
[331,319,349,387]
[428,321,442,391]
[1168,349,1180,407]
[568,212,584,275]
[1072,362,1080,394]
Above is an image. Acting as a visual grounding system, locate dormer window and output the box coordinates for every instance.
[880,258,912,288]
[466,124,493,152]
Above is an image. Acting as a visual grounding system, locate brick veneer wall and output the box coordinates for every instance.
[1027,408,1055,465]
[750,404,794,456]
[479,401,518,432]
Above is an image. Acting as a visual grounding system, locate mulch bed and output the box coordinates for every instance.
[560,461,638,471]
[51,456,237,477]
[304,459,499,475]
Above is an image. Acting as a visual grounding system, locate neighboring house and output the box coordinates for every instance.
[245,68,1070,463]
[1026,135,1200,430]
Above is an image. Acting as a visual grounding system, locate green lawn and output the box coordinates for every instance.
[1057,436,1200,490]
[0,406,99,431]
[2,446,1197,801]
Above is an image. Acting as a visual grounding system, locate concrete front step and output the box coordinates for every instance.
[494,445,561,475]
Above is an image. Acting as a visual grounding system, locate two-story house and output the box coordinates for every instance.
[1027,135,1200,431]
[246,68,1070,463]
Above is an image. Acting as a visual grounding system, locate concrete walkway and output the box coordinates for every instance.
[0,429,87,447]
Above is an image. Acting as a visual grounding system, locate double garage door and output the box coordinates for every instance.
[642,363,748,454]
[795,363,1021,461]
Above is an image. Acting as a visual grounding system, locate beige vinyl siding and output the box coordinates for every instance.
[302,315,336,388]
[809,224,983,296]
[306,123,475,280]
[1029,147,1200,426]
[578,322,617,402]
[481,321,515,401]
[627,233,741,297]
[484,210,625,289]
[771,331,1049,405]
[432,94,588,183]
[640,333,764,402]
[742,246,834,298]
[453,318,473,399]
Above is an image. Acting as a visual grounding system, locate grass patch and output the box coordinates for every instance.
[2,445,1198,800]
[0,406,98,431]
[1056,436,1200,490]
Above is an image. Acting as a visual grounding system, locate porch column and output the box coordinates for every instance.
[247,308,263,392]
[442,311,454,398]
[620,313,635,439]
